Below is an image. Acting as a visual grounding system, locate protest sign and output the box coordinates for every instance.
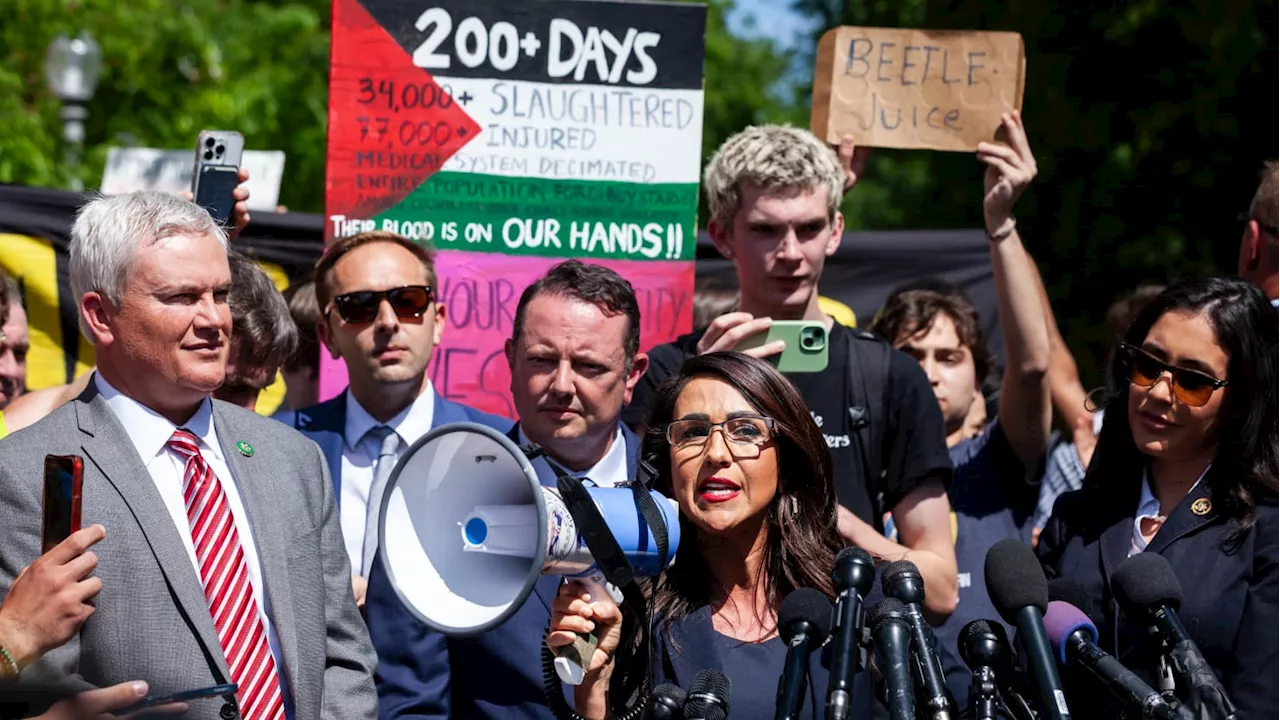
[325,0,706,415]
[811,27,1025,152]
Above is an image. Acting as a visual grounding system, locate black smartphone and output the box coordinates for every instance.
[42,455,83,554]
[194,164,241,226]
[116,682,238,715]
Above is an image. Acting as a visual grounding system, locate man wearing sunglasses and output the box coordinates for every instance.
[1237,161,1278,307]
[277,231,507,608]
[364,260,650,720]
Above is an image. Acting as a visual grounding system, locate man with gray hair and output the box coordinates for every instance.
[0,191,378,720]
[625,125,959,624]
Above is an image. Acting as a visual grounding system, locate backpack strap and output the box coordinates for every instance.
[845,330,893,516]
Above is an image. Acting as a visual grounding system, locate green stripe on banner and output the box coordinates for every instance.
[371,171,698,261]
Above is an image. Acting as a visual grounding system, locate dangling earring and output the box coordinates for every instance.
[784,495,799,519]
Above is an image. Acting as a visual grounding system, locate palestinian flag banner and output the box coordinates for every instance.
[324,0,706,416]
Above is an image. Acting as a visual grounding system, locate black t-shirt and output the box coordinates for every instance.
[625,323,952,525]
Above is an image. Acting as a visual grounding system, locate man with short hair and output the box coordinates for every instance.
[277,231,506,607]
[624,124,959,620]
[1238,160,1278,305]
[365,259,649,719]
[216,252,299,411]
[869,112,1050,707]
[0,277,27,409]
[0,191,378,720]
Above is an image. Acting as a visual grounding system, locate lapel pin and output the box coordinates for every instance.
[236,441,254,458]
[1191,498,1211,516]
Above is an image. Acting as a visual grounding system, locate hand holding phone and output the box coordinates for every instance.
[0,525,104,669]
[116,682,237,716]
[733,320,830,373]
[191,130,245,226]
[695,312,786,358]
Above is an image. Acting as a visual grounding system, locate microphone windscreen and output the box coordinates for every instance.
[652,682,686,704]
[1111,552,1183,613]
[686,669,731,720]
[778,587,834,642]
[1043,600,1098,666]
[1047,578,1093,617]
[867,597,908,631]
[836,546,873,565]
[984,538,1049,621]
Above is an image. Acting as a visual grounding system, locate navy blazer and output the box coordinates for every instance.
[275,390,509,503]
[365,424,643,720]
[651,606,873,720]
[1037,480,1278,719]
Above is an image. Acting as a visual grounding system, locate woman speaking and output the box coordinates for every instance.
[1037,276,1277,718]
[547,352,858,719]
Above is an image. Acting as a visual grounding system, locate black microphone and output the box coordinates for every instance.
[882,560,952,720]
[650,683,687,720]
[775,588,834,720]
[826,547,875,720]
[959,620,1009,720]
[1044,600,1185,719]
[683,670,731,720]
[868,598,916,720]
[985,538,1071,720]
[1111,553,1237,720]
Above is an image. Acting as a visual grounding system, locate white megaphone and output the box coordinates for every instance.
[377,421,680,685]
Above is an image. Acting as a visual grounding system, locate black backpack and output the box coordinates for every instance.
[844,328,894,507]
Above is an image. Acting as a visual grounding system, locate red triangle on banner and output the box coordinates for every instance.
[325,0,480,234]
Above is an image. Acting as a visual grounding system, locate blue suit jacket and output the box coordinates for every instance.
[1037,480,1278,719]
[274,391,509,503]
[365,424,643,720]
[651,606,873,720]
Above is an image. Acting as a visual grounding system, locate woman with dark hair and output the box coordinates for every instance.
[1037,276,1277,718]
[546,352,858,719]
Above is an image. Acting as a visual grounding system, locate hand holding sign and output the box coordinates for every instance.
[978,112,1036,233]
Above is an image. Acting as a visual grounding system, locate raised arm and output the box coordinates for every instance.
[978,113,1051,464]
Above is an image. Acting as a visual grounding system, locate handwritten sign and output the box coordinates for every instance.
[811,27,1025,152]
[323,0,706,415]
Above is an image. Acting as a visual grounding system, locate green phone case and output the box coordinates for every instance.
[733,321,830,373]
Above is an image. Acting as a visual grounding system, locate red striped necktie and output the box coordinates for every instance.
[169,429,285,720]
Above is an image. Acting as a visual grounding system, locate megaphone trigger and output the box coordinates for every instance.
[554,572,625,685]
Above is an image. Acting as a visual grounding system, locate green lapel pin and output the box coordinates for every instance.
[236,441,254,457]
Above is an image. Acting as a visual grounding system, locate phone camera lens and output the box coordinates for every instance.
[215,144,225,156]
[203,150,213,160]
[205,137,216,148]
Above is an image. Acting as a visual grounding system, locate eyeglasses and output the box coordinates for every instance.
[666,416,776,450]
[1120,342,1228,407]
[330,285,433,324]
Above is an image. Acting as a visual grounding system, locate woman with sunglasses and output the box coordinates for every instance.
[546,352,860,720]
[1037,276,1277,718]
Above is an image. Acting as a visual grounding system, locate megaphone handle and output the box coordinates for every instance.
[554,572,621,686]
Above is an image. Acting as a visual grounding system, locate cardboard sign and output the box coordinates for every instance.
[811,27,1025,152]
[100,148,286,210]
[324,0,706,415]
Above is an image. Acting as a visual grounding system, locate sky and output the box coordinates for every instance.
[725,0,815,50]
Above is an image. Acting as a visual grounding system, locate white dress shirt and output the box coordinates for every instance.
[1129,467,1207,556]
[518,423,630,489]
[340,384,436,572]
[94,374,291,707]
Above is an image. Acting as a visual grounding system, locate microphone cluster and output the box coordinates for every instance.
[644,541,1238,720]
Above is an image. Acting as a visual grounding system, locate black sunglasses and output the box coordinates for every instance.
[1119,342,1228,407]
[330,285,434,324]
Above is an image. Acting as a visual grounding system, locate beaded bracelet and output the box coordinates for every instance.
[0,647,19,678]
[987,216,1017,243]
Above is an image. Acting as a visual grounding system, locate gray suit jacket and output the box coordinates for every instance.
[0,384,378,720]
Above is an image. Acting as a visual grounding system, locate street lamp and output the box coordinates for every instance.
[44,32,103,192]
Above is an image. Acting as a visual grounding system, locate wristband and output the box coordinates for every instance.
[0,647,19,679]
[986,216,1016,242]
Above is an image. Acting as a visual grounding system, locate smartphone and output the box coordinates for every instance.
[117,682,238,715]
[191,130,244,225]
[42,455,84,554]
[734,320,830,373]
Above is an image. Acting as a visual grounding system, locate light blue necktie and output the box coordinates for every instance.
[361,426,399,576]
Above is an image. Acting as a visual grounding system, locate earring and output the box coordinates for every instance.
[784,495,799,518]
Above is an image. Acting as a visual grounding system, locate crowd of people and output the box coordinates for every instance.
[0,114,1273,720]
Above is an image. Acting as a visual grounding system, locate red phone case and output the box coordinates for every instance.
[42,455,83,553]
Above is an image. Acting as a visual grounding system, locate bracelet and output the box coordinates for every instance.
[0,647,19,678]
[987,216,1017,242]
